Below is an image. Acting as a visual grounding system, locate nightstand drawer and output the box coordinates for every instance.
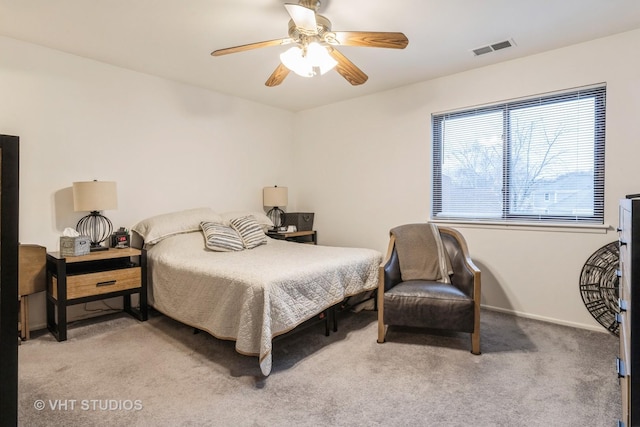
[52,267,141,300]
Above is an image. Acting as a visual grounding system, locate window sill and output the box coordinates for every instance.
[430,219,612,234]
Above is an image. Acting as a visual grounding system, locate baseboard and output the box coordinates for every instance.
[28,296,134,333]
[481,304,608,334]
[29,308,123,333]
[30,321,47,332]
[30,303,608,335]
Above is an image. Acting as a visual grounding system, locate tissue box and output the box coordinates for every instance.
[60,236,91,257]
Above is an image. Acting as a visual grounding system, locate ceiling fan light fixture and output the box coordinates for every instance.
[212,1,407,87]
[279,42,337,78]
[306,42,337,74]
[280,46,312,77]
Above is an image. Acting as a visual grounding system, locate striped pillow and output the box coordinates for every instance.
[230,215,267,249]
[200,222,244,252]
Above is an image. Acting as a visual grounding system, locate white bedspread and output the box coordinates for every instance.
[146,232,381,375]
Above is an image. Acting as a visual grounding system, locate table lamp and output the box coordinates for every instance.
[263,186,288,229]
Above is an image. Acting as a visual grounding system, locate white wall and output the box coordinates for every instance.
[0,36,295,328]
[294,29,640,331]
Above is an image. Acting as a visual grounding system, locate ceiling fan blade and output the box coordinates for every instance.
[211,38,293,56]
[327,47,368,86]
[265,63,291,87]
[331,31,409,49]
[284,3,318,34]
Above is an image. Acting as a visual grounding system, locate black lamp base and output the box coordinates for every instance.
[266,207,285,228]
[77,211,113,251]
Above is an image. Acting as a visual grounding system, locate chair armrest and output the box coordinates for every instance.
[379,235,402,293]
[439,227,481,299]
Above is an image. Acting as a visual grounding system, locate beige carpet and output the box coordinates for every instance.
[18,309,620,426]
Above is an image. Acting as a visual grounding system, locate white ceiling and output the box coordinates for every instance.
[1,0,640,112]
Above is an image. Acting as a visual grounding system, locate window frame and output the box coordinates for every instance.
[431,85,606,225]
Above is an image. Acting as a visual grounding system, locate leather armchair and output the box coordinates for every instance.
[377,225,481,354]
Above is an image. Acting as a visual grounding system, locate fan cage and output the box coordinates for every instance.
[579,241,620,336]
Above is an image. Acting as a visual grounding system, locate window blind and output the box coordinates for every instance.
[432,84,606,224]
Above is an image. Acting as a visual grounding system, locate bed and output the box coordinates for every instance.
[132,208,381,376]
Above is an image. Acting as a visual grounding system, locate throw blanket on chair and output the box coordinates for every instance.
[390,223,452,283]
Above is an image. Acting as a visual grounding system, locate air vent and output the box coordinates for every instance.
[471,39,516,56]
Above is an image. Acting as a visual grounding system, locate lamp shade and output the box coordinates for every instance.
[72,181,118,212]
[263,186,288,207]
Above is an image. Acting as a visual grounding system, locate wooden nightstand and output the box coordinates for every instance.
[267,230,317,245]
[46,247,147,341]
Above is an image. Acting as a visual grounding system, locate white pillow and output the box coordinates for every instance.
[200,222,244,252]
[230,216,267,249]
[220,211,274,233]
[132,208,223,245]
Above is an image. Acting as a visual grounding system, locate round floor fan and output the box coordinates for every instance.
[579,241,620,336]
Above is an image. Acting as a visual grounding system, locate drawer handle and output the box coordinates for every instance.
[616,313,623,324]
[620,240,627,246]
[617,357,627,378]
[616,269,622,278]
[96,280,117,287]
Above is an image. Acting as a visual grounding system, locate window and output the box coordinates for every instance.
[432,85,606,224]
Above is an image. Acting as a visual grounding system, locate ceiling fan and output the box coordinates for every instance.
[211,0,409,87]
